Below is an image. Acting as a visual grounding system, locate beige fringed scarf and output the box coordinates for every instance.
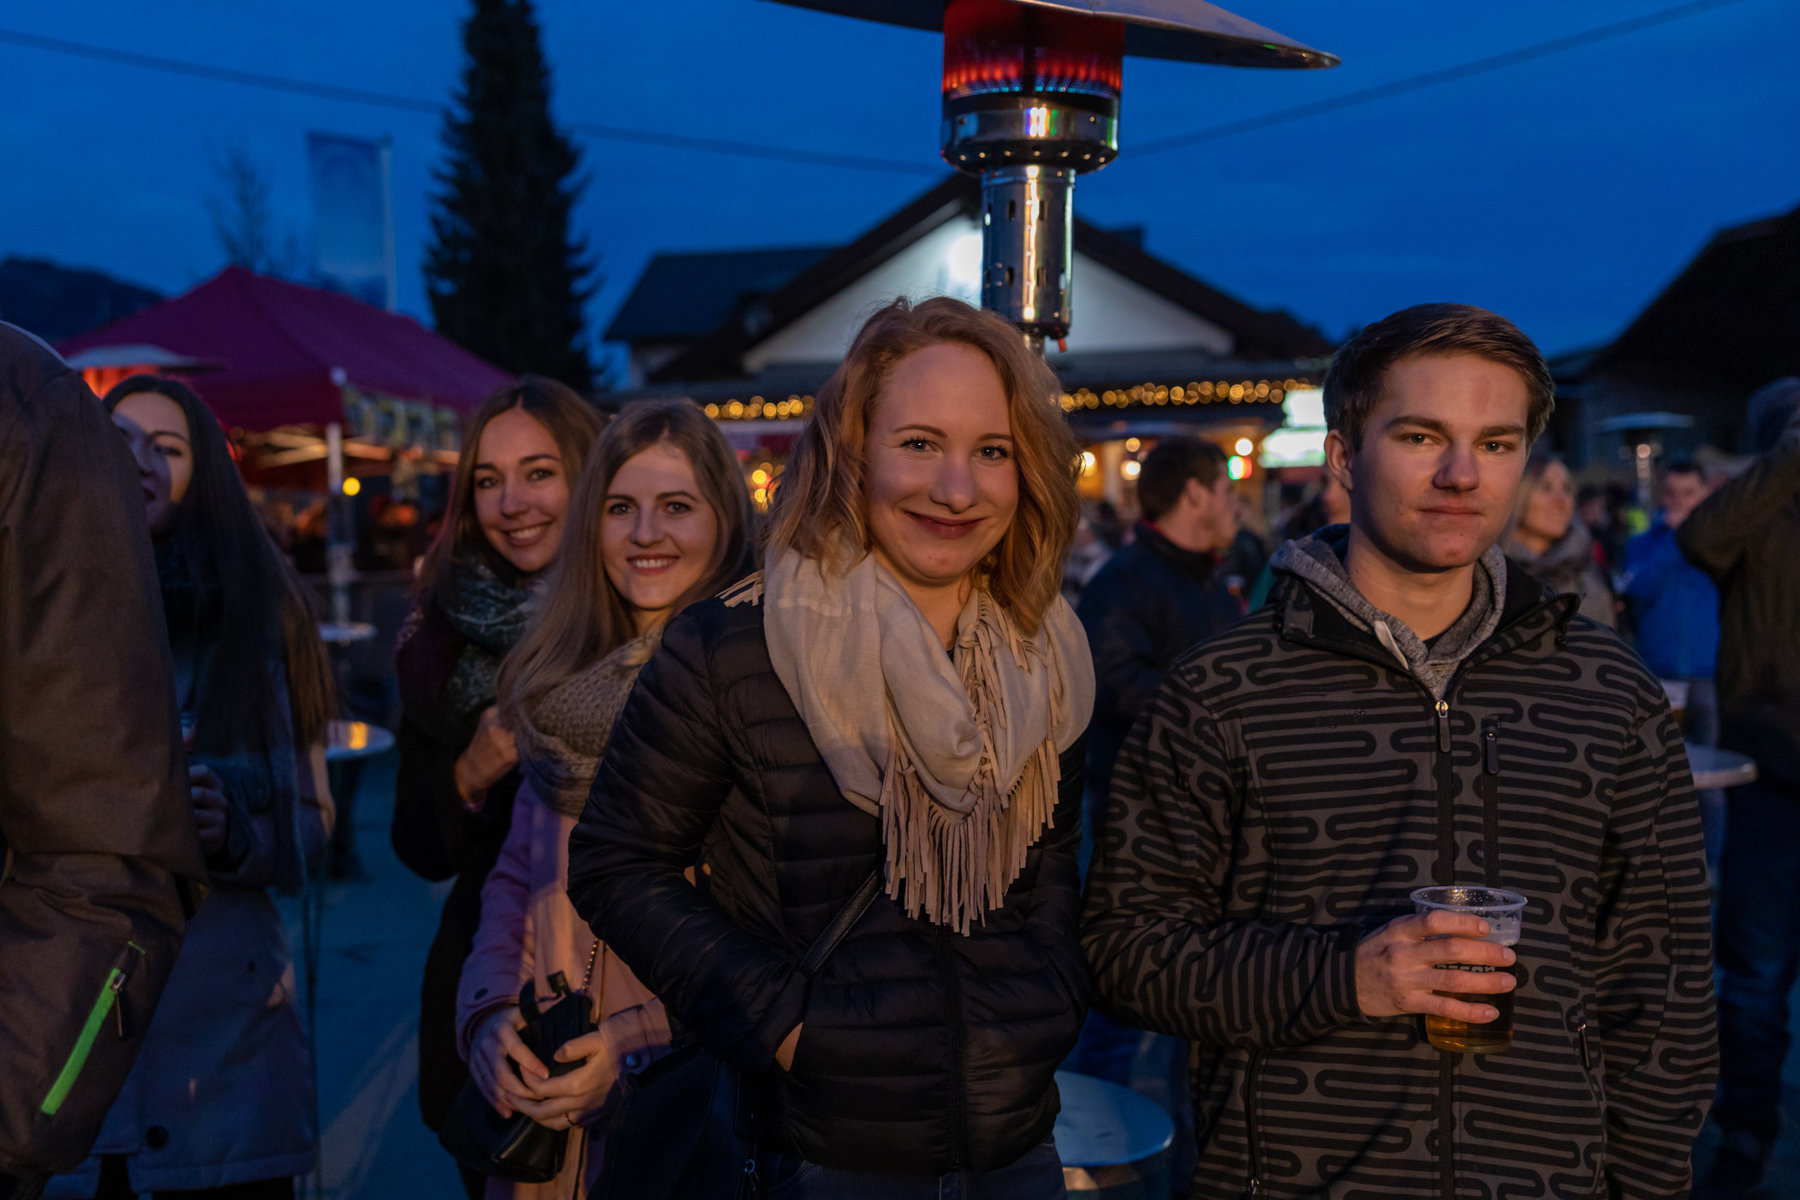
[763,547,1095,934]
[513,630,664,817]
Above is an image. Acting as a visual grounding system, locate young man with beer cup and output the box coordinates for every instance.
[1082,303,1717,1200]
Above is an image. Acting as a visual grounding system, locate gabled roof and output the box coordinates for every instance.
[642,175,1330,382]
[1589,201,1800,392]
[0,256,161,344]
[58,267,512,430]
[606,245,834,343]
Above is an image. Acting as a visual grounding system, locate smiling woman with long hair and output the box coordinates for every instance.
[388,377,603,1197]
[451,399,750,1199]
[55,374,335,1200]
[568,297,1094,1197]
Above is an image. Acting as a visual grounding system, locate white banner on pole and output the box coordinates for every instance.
[307,132,394,310]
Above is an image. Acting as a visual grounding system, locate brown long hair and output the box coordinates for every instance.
[496,398,751,729]
[416,376,604,609]
[765,296,1080,636]
[102,374,334,750]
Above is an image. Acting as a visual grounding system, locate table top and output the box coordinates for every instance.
[318,621,377,646]
[1052,1070,1174,1168]
[1687,742,1757,790]
[326,720,395,762]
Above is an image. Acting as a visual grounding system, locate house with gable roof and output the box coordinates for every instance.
[606,175,1333,507]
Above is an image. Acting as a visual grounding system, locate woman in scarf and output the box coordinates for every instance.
[569,297,1095,1198]
[54,376,335,1200]
[454,399,751,1199]
[390,378,603,1195]
[1503,450,1617,627]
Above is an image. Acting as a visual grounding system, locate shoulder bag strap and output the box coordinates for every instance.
[798,869,882,978]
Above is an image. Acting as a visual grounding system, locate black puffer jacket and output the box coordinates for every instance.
[567,584,1088,1174]
[1083,560,1716,1199]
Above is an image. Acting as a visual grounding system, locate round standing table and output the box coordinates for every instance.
[1686,743,1757,791]
[1055,1070,1175,1198]
[326,719,395,763]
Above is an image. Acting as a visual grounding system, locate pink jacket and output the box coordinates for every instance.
[457,781,669,1200]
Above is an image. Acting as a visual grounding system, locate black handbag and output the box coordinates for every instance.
[595,869,884,1200]
[438,950,601,1184]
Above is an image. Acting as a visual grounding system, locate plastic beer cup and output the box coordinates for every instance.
[1410,885,1527,1054]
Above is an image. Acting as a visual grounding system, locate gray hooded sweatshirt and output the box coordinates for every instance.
[1268,526,1509,700]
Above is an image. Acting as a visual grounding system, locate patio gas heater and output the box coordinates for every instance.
[766,0,1337,352]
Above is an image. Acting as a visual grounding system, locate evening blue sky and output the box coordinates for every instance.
[3,0,1796,368]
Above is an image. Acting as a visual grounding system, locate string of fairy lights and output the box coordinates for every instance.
[700,376,1315,424]
[710,375,1317,510]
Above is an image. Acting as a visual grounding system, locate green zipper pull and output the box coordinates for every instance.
[41,941,143,1117]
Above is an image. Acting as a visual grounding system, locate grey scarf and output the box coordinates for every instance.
[514,631,663,818]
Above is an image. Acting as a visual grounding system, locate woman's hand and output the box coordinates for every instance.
[774,1023,803,1072]
[502,1029,621,1128]
[454,706,519,813]
[190,765,229,855]
[469,1007,552,1118]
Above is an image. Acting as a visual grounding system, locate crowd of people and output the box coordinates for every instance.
[0,301,1795,1200]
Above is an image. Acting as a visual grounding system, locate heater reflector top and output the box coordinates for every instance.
[762,0,1337,70]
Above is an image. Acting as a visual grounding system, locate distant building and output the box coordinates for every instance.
[607,175,1332,509]
[1552,200,1800,470]
[0,256,162,344]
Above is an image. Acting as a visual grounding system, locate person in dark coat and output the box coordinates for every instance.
[1076,436,1242,836]
[1084,303,1715,1199]
[388,378,601,1199]
[52,376,337,1200]
[1680,377,1800,1200]
[1067,436,1243,1179]
[0,326,206,1200]
[568,297,1094,1197]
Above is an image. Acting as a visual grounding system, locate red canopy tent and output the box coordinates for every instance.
[58,266,510,432]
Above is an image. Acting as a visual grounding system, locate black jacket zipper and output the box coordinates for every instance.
[936,926,967,1171]
[1241,1051,1265,1199]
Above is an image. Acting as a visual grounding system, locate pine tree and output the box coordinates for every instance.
[425,0,594,389]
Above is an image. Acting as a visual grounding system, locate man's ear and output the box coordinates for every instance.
[1324,430,1354,494]
[1182,474,1210,511]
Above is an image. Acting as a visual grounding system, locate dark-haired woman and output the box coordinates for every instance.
[51,376,335,1200]
[456,399,751,1199]
[389,378,602,1194]
[569,297,1095,1197]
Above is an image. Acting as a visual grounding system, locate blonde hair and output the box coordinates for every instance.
[765,296,1080,636]
[497,398,751,728]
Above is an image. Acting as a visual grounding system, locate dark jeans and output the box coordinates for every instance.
[1714,774,1800,1148]
[760,1138,1064,1199]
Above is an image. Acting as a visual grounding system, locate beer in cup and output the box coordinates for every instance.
[1410,885,1527,1054]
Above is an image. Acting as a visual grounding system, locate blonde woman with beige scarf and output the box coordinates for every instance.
[455,399,752,1200]
[569,297,1096,1199]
